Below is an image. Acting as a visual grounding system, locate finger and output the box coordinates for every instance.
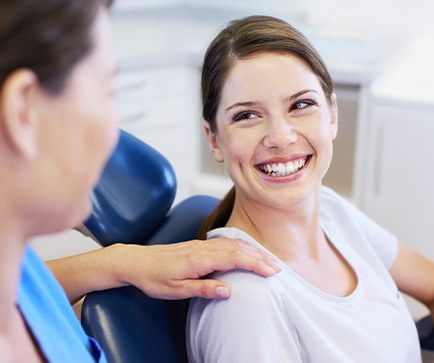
[208,237,281,271]
[225,245,282,275]
[233,254,279,277]
[257,249,282,273]
[208,247,279,277]
[182,279,231,300]
[190,238,281,278]
[227,239,281,276]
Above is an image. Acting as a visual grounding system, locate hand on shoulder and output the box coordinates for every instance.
[114,237,281,300]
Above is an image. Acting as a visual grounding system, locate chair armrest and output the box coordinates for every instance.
[82,287,190,363]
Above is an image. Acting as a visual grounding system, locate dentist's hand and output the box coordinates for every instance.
[114,238,282,300]
[48,238,281,304]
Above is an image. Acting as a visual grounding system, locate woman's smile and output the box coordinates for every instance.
[255,154,313,184]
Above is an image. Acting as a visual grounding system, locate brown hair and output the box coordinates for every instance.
[0,0,114,94]
[198,15,334,240]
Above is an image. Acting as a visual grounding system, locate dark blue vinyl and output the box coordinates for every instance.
[80,130,218,363]
[82,196,219,363]
[417,316,434,350]
[83,130,176,246]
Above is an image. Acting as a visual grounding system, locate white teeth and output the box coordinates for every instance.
[259,156,308,177]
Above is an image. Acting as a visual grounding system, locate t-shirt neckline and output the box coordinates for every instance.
[208,223,361,303]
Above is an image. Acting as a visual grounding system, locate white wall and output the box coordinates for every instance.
[115,0,434,38]
[113,0,179,11]
[300,0,434,38]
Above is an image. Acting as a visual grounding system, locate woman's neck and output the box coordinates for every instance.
[226,187,324,261]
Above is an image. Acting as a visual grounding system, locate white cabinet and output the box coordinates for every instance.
[323,85,360,197]
[115,62,202,203]
[357,102,434,257]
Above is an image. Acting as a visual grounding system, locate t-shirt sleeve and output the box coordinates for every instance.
[323,187,399,269]
[187,271,302,363]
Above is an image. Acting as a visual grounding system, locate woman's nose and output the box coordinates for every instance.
[263,118,297,149]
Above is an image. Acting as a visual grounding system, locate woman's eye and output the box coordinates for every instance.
[233,111,258,122]
[291,99,317,111]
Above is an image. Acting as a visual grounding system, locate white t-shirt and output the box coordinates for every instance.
[187,186,421,363]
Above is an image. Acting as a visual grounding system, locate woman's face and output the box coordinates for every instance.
[205,52,338,211]
[32,8,118,232]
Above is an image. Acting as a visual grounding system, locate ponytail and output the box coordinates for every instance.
[198,186,236,239]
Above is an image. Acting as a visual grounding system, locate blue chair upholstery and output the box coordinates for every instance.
[417,316,434,350]
[80,130,434,362]
[82,196,219,363]
[83,130,177,246]
[80,129,218,362]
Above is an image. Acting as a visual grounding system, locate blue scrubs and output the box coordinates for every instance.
[17,247,107,362]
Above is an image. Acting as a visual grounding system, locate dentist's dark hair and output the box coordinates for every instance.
[0,0,114,94]
[198,15,333,239]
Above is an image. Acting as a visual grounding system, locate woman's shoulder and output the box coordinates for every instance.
[320,185,351,210]
[320,185,365,224]
[187,271,300,363]
[215,268,281,299]
[205,228,289,301]
[188,269,292,343]
[189,268,285,320]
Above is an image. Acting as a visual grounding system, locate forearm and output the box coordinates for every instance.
[389,241,434,308]
[46,237,281,303]
[46,244,127,305]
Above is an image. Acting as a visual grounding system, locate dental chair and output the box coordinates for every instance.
[80,130,218,363]
[80,130,434,363]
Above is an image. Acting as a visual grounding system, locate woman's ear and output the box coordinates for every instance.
[203,121,224,163]
[0,69,40,159]
[329,92,338,140]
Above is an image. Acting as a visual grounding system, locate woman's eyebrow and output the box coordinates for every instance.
[224,89,319,114]
[284,89,319,102]
[224,101,259,114]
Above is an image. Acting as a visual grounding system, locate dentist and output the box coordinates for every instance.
[0,1,280,361]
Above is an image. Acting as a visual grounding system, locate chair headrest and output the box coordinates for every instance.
[83,130,176,246]
[144,195,219,245]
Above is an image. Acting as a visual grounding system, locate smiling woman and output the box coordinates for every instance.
[198,17,336,239]
[187,15,432,363]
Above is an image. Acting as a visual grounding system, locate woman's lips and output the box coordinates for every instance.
[257,155,311,176]
[255,155,312,183]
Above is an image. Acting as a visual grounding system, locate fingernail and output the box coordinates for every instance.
[216,286,229,299]
[268,255,279,262]
[264,265,277,276]
[272,263,282,273]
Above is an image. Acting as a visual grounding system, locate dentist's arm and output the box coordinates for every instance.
[389,241,434,313]
[46,238,281,305]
